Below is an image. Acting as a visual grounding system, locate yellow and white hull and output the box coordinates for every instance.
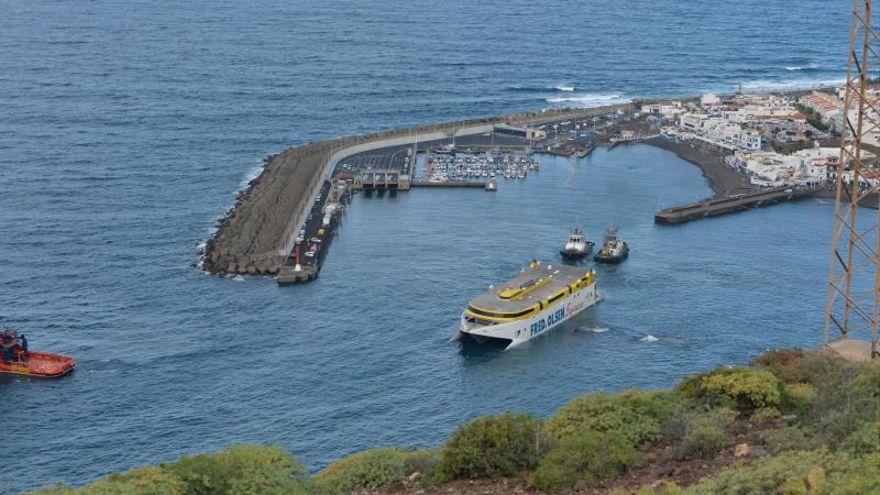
[454,283,600,349]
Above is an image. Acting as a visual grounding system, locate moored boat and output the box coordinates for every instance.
[559,229,594,260]
[452,260,601,349]
[593,226,629,264]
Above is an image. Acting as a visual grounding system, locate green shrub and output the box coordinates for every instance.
[852,363,880,408]
[529,430,641,492]
[687,449,829,494]
[680,418,725,458]
[664,408,732,459]
[402,449,439,480]
[312,447,418,495]
[761,426,818,454]
[696,368,783,411]
[97,467,186,495]
[823,452,880,495]
[752,406,781,423]
[642,449,880,495]
[435,412,543,481]
[30,446,307,495]
[28,486,75,495]
[840,420,880,454]
[168,444,307,495]
[29,467,186,495]
[752,348,805,376]
[780,382,816,416]
[804,361,880,443]
[634,483,687,495]
[775,351,849,386]
[545,391,671,446]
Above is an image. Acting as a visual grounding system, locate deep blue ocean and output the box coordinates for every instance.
[0,0,854,492]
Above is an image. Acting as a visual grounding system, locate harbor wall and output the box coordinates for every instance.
[276,124,495,261]
[204,103,646,276]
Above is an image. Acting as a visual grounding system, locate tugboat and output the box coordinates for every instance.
[0,327,75,378]
[559,229,593,261]
[593,226,629,264]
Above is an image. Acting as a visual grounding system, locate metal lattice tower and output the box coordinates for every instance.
[824,0,880,359]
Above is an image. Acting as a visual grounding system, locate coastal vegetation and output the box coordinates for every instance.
[31,348,879,494]
[794,103,831,133]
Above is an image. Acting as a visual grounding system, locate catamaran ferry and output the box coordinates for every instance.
[452,260,601,349]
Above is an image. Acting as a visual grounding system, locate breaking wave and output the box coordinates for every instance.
[240,163,265,189]
[640,334,659,342]
[505,84,577,93]
[545,92,630,108]
[784,63,820,71]
[739,78,844,92]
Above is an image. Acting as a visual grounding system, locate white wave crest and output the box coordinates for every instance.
[555,85,575,92]
[739,78,844,92]
[640,334,659,342]
[545,93,630,108]
[784,63,820,71]
[240,164,264,189]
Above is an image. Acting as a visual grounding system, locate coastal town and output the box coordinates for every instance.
[648,88,879,188]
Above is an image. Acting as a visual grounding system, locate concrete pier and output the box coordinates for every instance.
[655,186,825,225]
[411,180,486,188]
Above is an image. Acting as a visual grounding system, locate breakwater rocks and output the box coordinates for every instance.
[203,104,642,276]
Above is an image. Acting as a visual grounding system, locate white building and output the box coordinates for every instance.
[643,102,685,120]
[800,92,843,131]
[728,142,840,187]
[679,113,762,151]
[700,93,721,108]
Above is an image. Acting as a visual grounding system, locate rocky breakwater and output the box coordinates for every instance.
[203,103,638,276]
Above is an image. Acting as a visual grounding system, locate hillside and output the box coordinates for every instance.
[31,348,879,495]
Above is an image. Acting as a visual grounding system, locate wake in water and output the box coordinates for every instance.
[574,326,610,334]
[565,160,578,188]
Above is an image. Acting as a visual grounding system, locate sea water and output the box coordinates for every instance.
[0,0,852,491]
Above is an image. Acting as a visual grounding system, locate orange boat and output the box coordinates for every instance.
[0,351,75,378]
